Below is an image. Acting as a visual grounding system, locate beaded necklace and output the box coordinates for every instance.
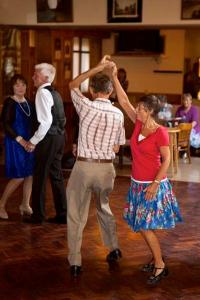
[14,96,31,117]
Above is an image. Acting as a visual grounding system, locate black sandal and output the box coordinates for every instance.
[147,266,169,285]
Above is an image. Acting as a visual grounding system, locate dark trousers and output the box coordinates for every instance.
[32,134,67,221]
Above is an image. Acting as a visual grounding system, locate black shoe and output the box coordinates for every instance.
[106,248,122,263]
[23,216,44,224]
[147,266,169,285]
[141,259,154,273]
[70,265,82,277]
[46,215,67,224]
[142,257,165,273]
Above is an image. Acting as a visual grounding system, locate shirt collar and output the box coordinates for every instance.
[94,98,112,104]
[38,83,51,90]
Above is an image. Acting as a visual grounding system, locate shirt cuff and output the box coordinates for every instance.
[29,136,38,145]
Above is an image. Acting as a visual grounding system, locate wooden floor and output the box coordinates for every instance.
[0,174,200,300]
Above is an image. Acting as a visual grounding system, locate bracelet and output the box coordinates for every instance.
[16,136,23,143]
[153,179,160,184]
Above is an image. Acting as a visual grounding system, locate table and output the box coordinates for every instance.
[167,127,180,177]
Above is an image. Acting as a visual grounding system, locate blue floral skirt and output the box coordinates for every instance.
[123,178,182,232]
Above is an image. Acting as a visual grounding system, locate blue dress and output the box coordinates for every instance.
[4,100,35,178]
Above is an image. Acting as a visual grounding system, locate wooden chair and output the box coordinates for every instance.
[177,123,193,164]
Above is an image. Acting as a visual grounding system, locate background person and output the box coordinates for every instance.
[110,67,129,102]
[157,95,172,121]
[175,93,200,150]
[67,57,126,277]
[0,74,34,219]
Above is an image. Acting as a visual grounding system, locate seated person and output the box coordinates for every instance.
[175,93,200,149]
[157,95,172,120]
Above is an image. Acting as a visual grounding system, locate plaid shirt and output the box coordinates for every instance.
[71,88,125,159]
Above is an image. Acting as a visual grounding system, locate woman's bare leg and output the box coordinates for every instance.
[19,176,33,215]
[0,178,24,218]
[140,229,165,276]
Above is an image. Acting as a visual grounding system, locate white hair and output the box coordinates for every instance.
[35,63,56,83]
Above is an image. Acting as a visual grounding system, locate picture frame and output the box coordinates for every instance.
[107,0,142,23]
[181,0,200,20]
[37,0,73,23]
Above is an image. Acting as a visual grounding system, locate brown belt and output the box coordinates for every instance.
[77,157,113,163]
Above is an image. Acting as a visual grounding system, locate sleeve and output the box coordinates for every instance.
[156,126,169,147]
[114,116,126,145]
[191,106,199,123]
[70,88,84,114]
[30,89,53,145]
[70,88,92,115]
[175,106,181,118]
[1,98,18,139]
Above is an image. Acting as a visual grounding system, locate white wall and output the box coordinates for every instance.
[0,0,200,26]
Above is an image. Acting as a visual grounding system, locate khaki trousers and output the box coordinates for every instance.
[66,161,118,266]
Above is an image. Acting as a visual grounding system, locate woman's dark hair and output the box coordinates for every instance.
[10,74,27,94]
[139,94,161,118]
[89,72,113,94]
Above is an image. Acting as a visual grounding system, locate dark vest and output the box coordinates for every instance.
[44,86,66,135]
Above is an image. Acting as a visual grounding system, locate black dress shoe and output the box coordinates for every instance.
[141,258,154,272]
[147,266,169,285]
[106,248,122,263]
[70,265,82,277]
[46,215,67,224]
[142,257,165,273]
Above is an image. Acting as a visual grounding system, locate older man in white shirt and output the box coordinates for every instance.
[25,63,67,224]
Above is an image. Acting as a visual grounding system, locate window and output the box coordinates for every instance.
[72,37,90,92]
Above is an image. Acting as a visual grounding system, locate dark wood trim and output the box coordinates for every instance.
[1,24,200,30]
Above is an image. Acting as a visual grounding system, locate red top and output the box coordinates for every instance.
[130,120,169,181]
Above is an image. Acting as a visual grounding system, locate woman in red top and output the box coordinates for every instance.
[109,60,182,285]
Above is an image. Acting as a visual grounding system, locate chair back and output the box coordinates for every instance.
[177,123,192,149]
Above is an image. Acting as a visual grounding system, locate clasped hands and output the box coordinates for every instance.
[18,138,35,152]
[98,55,117,76]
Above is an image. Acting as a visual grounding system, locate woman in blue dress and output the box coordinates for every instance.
[0,74,35,219]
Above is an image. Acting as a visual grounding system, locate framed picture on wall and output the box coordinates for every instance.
[37,0,73,23]
[107,0,142,23]
[181,0,200,20]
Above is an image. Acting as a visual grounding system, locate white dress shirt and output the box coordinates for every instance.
[30,83,53,145]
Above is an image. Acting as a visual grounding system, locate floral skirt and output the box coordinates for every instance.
[123,178,182,232]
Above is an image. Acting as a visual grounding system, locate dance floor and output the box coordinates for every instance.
[0,175,200,300]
